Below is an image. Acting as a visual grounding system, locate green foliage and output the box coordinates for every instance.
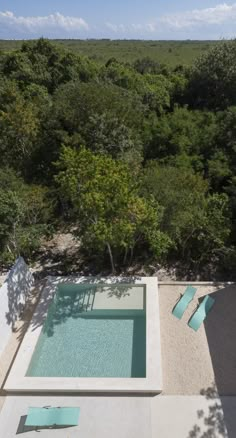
[39,80,146,174]
[188,40,236,109]
[0,38,235,276]
[142,164,230,265]
[53,80,145,131]
[207,151,232,189]
[0,40,220,67]
[101,61,171,114]
[1,38,98,92]
[168,72,189,106]
[0,84,40,172]
[144,106,217,167]
[142,74,171,113]
[81,113,143,165]
[55,147,170,271]
[0,169,52,264]
[133,57,161,74]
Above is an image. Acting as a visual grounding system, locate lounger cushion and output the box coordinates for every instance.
[188,295,215,331]
[25,407,80,426]
[172,286,197,319]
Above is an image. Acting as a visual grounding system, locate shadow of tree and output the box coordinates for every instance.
[14,279,47,345]
[5,256,34,330]
[188,385,228,438]
[203,284,236,396]
[29,276,143,337]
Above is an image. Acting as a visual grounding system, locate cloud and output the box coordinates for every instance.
[1,4,236,40]
[105,22,156,34]
[105,3,236,37]
[160,3,236,29]
[106,23,126,33]
[0,11,89,37]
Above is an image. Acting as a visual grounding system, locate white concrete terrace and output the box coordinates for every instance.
[4,276,162,393]
[0,281,236,437]
[0,394,236,437]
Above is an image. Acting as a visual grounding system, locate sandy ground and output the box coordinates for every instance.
[159,282,236,395]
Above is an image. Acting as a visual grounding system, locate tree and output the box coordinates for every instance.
[0,88,40,173]
[188,40,236,110]
[101,60,171,114]
[142,164,231,267]
[142,74,171,114]
[1,38,98,92]
[207,150,232,190]
[80,113,143,162]
[144,106,217,171]
[133,57,167,75]
[55,146,170,272]
[0,169,52,263]
[168,72,189,107]
[53,81,145,133]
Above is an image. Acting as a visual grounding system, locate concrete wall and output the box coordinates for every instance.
[0,257,34,356]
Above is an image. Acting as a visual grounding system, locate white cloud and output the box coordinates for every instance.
[106,23,126,33]
[0,11,89,36]
[105,22,156,34]
[161,3,236,29]
[105,3,236,36]
[1,4,236,39]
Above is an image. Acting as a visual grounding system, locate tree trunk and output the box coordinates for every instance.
[106,242,115,273]
[129,246,134,265]
[123,247,128,265]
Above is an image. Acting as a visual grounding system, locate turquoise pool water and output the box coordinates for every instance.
[26,283,146,378]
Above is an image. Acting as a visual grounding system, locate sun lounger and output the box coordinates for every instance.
[172,285,197,319]
[25,407,80,427]
[188,295,215,331]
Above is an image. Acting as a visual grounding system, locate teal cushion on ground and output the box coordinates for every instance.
[172,286,197,319]
[188,295,215,331]
[25,407,80,426]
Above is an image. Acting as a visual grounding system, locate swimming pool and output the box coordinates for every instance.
[26,283,146,378]
[5,276,162,393]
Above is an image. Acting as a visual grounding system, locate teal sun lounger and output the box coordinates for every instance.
[172,285,197,319]
[25,407,80,427]
[188,295,215,332]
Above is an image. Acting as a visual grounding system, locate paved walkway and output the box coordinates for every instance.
[0,394,151,438]
[0,397,5,412]
[0,394,235,437]
[152,395,236,438]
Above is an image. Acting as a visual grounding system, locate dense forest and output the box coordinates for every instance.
[0,38,235,278]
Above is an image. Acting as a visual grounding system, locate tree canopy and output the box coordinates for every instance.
[55,146,170,272]
[0,38,235,278]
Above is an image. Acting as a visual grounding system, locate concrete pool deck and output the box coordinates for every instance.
[0,394,236,437]
[1,280,236,436]
[4,276,162,393]
[3,280,235,396]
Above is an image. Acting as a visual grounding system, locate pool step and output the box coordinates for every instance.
[79,290,96,312]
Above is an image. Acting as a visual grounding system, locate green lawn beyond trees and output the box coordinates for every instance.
[0,38,235,278]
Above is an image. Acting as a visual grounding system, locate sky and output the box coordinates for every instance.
[0,1,236,40]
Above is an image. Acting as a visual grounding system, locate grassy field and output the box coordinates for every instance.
[0,39,221,66]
